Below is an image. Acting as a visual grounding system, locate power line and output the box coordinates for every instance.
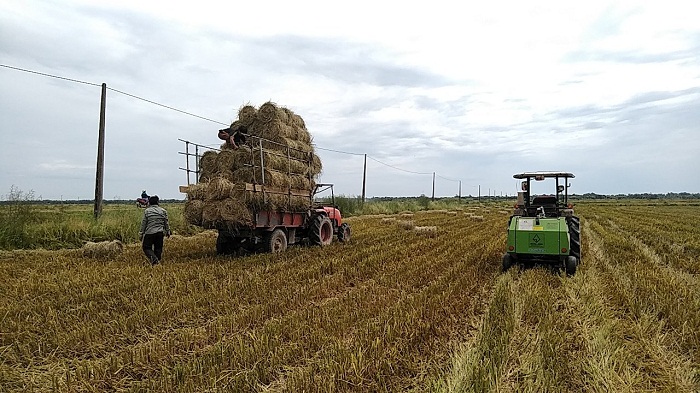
[366,155,432,176]
[316,146,464,183]
[315,145,460,180]
[315,146,364,156]
[0,64,101,87]
[2,63,470,187]
[107,87,228,126]
[1,63,227,125]
[436,174,460,182]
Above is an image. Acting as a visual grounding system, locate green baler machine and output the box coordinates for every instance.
[502,172,581,275]
[507,217,570,255]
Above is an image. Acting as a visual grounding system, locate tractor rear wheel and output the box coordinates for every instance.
[568,216,581,261]
[265,228,287,253]
[565,256,578,276]
[502,253,514,272]
[310,215,333,246]
[337,223,351,243]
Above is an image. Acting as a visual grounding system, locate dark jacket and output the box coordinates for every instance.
[218,128,247,146]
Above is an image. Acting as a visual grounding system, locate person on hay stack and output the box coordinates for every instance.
[137,190,149,206]
[139,195,171,266]
[218,124,248,149]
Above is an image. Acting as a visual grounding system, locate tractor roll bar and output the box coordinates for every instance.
[513,172,575,179]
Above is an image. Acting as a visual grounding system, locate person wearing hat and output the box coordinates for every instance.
[218,125,248,148]
[139,195,171,265]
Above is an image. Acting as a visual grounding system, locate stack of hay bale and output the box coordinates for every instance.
[184,102,323,229]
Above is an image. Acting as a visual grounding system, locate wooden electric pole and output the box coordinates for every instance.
[361,153,367,203]
[93,83,106,219]
[431,172,435,201]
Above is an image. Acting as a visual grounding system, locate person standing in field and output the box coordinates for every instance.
[139,195,171,265]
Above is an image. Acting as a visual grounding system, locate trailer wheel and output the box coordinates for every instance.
[266,228,287,253]
[310,215,333,246]
[216,232,235,255]
[337,223,351,243]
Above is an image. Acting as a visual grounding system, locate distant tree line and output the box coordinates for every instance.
[1,193,700,205]
[574,192,700,200]
[0,198,185,205]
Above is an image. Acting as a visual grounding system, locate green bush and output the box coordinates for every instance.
[0,186,39,249]
[333,195,363,216]
[0,190,198,250]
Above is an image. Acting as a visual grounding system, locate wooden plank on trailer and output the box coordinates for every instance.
[244,183,311,197]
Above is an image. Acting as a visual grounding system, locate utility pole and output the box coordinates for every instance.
[431,172,435,201]
[93,83,106,219]
[458,180,462,201]
[478,185,481,202]
[361,153,367,203]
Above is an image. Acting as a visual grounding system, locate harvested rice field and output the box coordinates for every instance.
[1,202,699,392]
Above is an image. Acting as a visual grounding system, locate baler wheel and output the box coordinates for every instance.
[502,253,514,272]
[565,256,578,276]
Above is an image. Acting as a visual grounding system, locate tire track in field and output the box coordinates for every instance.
[436,209,699,393]
[436,215,586,393]
[578,217,699,391]
[495,269,584,392]
[414,214,522,393]
[597,208,700,275]
[588,216,700,367]
[606,219,700,290]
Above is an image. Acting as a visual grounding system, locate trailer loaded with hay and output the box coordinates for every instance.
[181,102,351,255]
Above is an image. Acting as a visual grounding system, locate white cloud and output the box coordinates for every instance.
[38,160,94,171]
[0,0,699,199]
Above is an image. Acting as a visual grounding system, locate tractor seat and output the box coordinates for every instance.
[532,195,557,207]
[530,195,559,217]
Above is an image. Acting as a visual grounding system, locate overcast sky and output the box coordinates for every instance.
[1,1,699,200]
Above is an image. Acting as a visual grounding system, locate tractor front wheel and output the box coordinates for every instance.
[337,223,351,243]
